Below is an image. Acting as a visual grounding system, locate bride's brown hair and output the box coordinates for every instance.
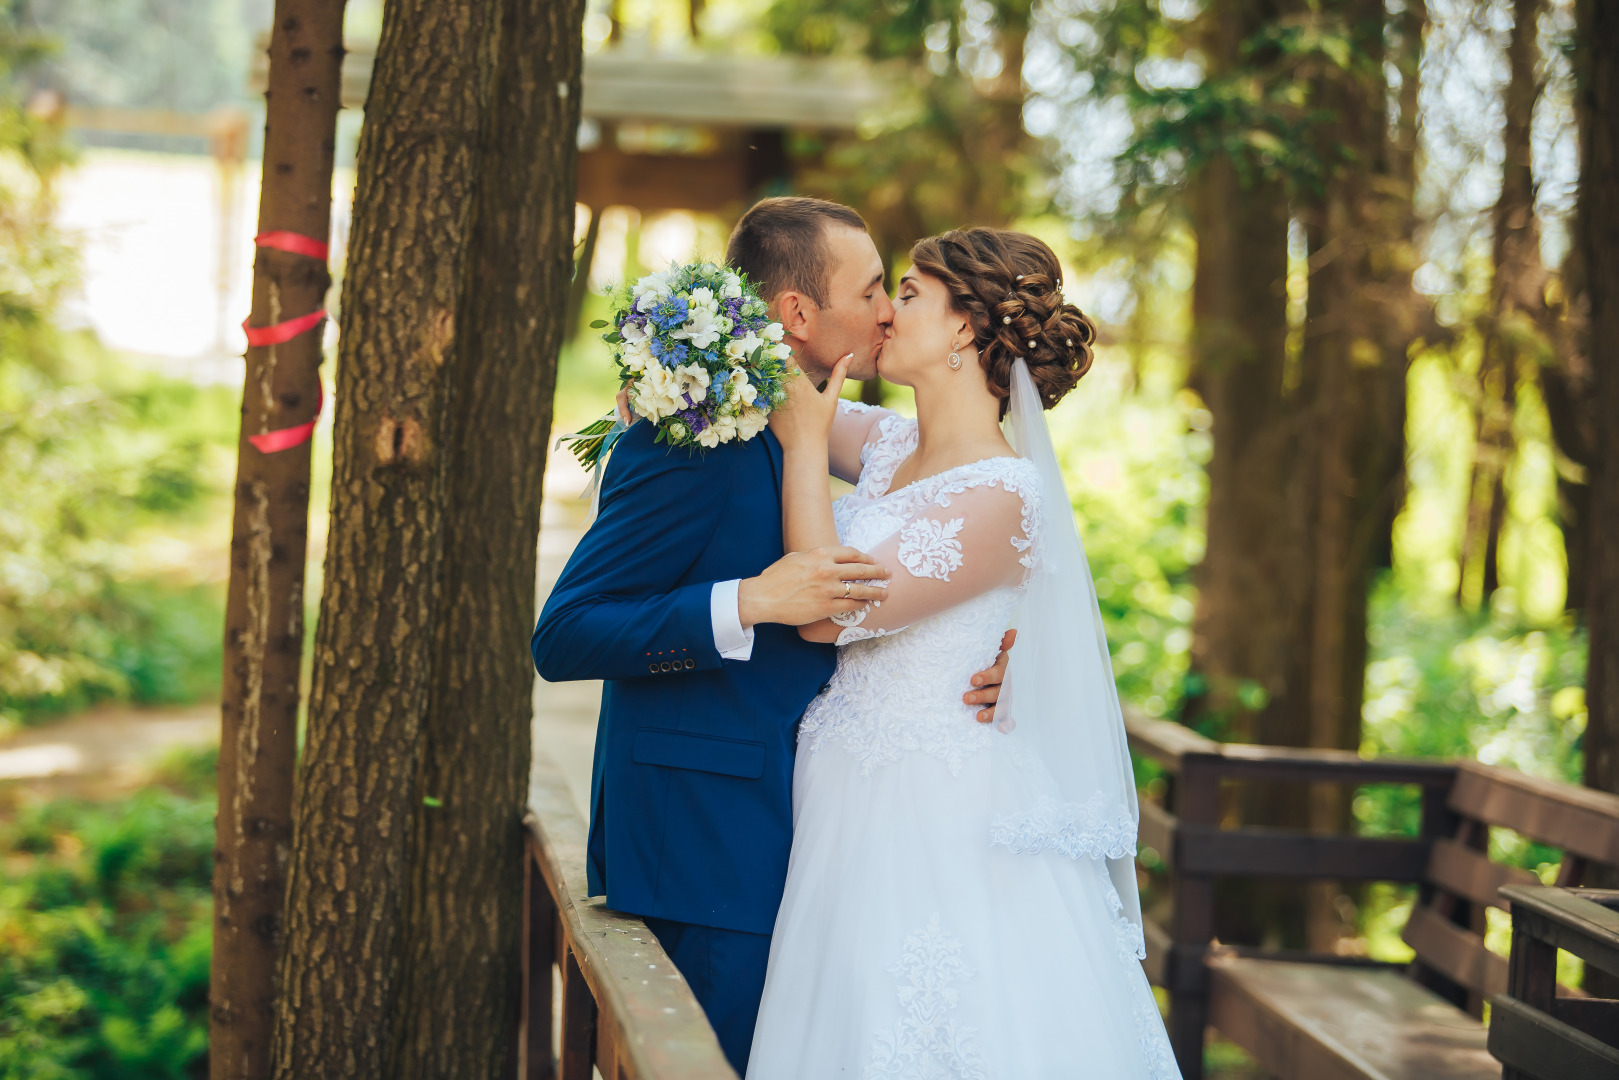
[908,228,1097,416]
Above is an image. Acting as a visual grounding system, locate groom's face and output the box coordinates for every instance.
[796,227,893,381]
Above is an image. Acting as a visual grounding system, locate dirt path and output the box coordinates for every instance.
[0,455,601,812]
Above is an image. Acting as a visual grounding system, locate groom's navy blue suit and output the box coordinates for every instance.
[532,419,835,1071]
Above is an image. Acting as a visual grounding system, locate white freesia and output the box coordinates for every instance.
[633,269,673,306]
[720,273,743,299]
[769,341,792,361]
[727,369,758,407]
[737,406,769,440]
[696,425,722,448]
[762,321,785,343]
[676,305,723,350]
[620,341,652,375]
[726,333,764,362]
[675,363,712,403]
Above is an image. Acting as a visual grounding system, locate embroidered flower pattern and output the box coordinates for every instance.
[897,517,966,581]
[864,916,989,1080]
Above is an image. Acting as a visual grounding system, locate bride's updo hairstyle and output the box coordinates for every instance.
[908,228,1097,415]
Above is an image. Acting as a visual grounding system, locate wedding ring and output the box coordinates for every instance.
[843,581,852,599]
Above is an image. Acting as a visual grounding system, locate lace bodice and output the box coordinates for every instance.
[799,408,1041,775]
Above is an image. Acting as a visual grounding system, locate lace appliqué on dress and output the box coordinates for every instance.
[988,792,1138,865]
[898,517,966,580]
[864,915,989,1080]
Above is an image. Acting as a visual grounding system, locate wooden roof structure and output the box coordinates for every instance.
[254,42,889,214]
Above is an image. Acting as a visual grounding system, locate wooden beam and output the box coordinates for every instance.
[525,749,738,1080]
[1428,837,1540,912]
[1211,744,1454,788]
[1499,885,1619,980]
[1451,762,1619,864]
[1488,994,1619,1080]
[1174,825,1431,882]
[575,146,750,214]
[1401,906,1509,999]
[1124,712,1220,771]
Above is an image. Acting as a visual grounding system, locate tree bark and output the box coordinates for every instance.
[1184,0,1296,749]
[268,0,584,1074]
[211,6,344,1079]
[1461,0,1545,610]
[1291,0,1414,950]
[1579,0,1619,832]
[388,0,583,1073]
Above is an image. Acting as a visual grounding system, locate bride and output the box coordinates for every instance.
[748,227,1180,1079]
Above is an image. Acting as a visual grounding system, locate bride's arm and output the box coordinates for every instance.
[769,355,854,555]
[812,482,1031,645]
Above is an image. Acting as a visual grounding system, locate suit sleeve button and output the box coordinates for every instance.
[684,659,695,669]
[648,663,658,674]
[660,661,672,672]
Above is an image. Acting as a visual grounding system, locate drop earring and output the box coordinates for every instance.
[947,350,962,370]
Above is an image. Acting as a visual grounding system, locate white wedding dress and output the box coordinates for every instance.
[746,403,1180,1080]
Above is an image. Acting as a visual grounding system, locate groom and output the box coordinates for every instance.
[531,197,1009,1073]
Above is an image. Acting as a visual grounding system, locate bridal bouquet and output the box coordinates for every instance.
[565,262,795,469]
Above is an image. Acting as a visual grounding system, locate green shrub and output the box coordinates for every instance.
[0,784,214,1080]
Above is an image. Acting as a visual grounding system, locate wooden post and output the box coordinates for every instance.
[522,844,559,1080]
[210,6,344,1080]
[1168,755,1221,1080]
[1501,902,1559,1080]
[559,941,597,1080]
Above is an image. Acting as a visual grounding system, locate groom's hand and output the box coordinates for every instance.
[738,547,889,628]
[966,629,1016,724]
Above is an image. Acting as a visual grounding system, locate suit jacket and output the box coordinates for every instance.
[532,420,836,935]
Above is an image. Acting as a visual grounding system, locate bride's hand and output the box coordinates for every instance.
[769,353,851,452]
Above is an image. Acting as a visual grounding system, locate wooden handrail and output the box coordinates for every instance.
[521,748,738,1080]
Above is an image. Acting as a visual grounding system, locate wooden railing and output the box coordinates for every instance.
[1123,712,1459,1074]
[520,750,738,1080]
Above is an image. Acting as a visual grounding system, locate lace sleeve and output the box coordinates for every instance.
[829,400,894,484]
[833,475,1037,645]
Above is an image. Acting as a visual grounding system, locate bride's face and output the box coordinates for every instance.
[877,269,972,388]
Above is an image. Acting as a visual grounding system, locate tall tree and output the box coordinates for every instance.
[1459,0,1550,609]
[1069,0,1428,948]
[211,4,344,1078]
[267,0,585,1074]
[1578,0,1619,824]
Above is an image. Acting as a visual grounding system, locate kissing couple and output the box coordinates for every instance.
[533,197,1179,1078]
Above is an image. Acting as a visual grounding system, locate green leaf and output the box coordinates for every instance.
[422,795,443,808]
[589,319,609,328]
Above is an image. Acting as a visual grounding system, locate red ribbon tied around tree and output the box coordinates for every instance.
[242,229,331,454]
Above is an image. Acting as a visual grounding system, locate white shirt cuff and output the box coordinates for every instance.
[710,579,755,661]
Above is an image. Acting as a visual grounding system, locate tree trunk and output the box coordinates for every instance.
[388,0,583,1072]
[1578,0,1619,935]
[1461,0,1545,610]
[211,6,344,1078]
[1182,0,1307,950]
[1291,0,1413,951]
[567,204,601,341]
[268,0,584,1073]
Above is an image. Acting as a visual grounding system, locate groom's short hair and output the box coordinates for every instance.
[726,197,868,309]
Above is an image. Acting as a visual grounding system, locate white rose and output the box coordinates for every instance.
[688,286,716,311]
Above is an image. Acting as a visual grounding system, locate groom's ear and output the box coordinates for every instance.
[775,290,816,341]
